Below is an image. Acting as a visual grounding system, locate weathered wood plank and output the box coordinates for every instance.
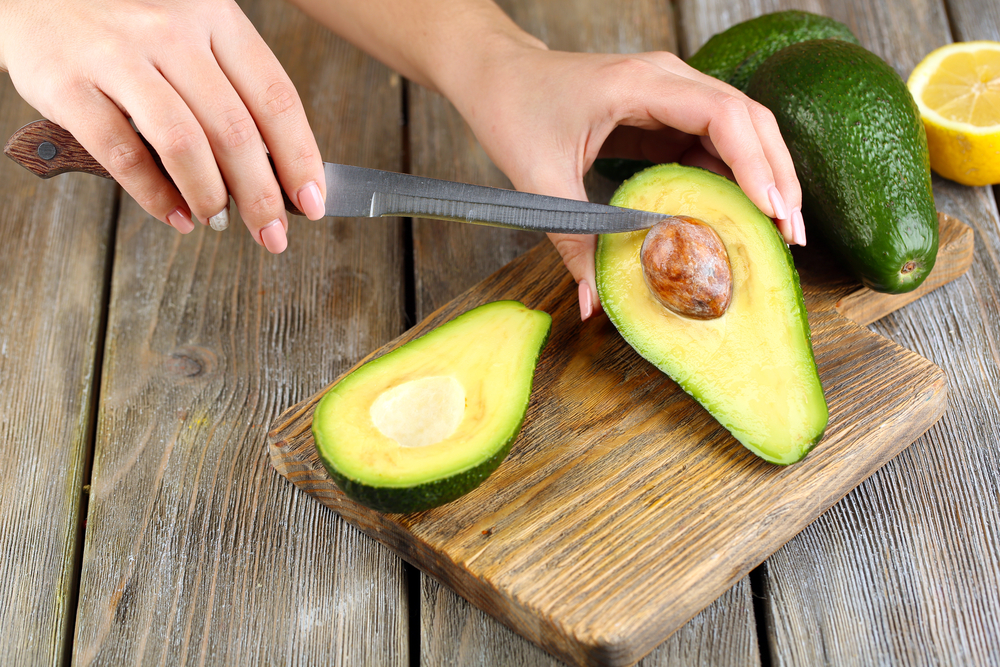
[681,2,1000,665]
[69,2,411,664]
[268,223,968,666]
[0,78,118,663]
[407,1,761,664]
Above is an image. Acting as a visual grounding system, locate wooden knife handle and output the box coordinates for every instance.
[3,119,303,216]
[3,119,112,179]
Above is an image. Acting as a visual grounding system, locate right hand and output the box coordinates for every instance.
[443,46,803,320]
[0,0,326,252]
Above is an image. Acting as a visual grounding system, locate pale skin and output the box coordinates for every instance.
[0,0,805,320]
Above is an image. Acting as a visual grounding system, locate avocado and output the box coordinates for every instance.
[686,10,859,92]
[593,12,858,185]
[594,158,655,183]
[596,164,827,465]
[313,300,551,513]
[746,39,939,293]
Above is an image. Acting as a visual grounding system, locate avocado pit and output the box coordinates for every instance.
[639,215,733,320]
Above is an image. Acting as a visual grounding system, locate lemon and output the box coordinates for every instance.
[907,41,1000,186]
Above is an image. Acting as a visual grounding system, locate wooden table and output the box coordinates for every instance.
[2,1,999,665]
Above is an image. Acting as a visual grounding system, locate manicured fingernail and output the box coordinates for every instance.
[777,217,794,244]
[579,280,594,321]
[792,208,807,246]
[209,206,230,231]
[297,181,325,220]
[167,207,195,234]
[260,219,287,253]
[768,185,788,221]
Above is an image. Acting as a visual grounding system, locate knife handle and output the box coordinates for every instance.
[3,119,303,216]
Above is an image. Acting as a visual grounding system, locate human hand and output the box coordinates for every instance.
[0,0,326,252]
[445,45,803,320]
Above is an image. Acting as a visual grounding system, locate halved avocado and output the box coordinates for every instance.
[596,164,827,464]
[313,300,551,513]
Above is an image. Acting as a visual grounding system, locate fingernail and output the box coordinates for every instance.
[776,218,792,244]
[167,207,195,234]
[209,206,230,231]
[260,219,288,253]
[767,185,788,221]
[297,181,325,220]
[579,280,594,321]
[792,208,807,246]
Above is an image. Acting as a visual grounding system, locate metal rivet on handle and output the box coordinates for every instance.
[37,142,57,160]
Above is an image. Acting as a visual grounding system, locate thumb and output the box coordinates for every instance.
[547,232,599,321]
[510,166,601,321]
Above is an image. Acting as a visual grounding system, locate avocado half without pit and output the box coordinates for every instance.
[312,300,551,514]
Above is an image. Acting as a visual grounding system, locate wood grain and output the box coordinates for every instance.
[68,2,411,665]
[682,2,1000,665]
[3,118,112,180]
[0,78,118,663]
[268,212,969,666]
[404,3,763,665]
[806,213,974,326]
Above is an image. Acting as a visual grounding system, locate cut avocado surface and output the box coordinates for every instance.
[597,164,828,465]
[313,300,551,513]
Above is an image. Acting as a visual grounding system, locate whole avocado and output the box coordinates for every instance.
[747,39,938,293]
[686,10,859,92]
[594,11,859,184]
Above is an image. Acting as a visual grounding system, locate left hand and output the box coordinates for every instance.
[446,45,804,320]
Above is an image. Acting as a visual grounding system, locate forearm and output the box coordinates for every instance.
[287,0,545,100]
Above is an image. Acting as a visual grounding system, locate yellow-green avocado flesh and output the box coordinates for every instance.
[313,300,551,513]
[596,165,827,464]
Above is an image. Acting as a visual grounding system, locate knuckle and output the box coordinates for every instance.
[747,101,776,126]
[157,120,203,159]
[216,111,258,151]
[190,188,230,217]
[652,51,684,68]
[714,93,751,120]
[242,190,283,220]
[283,143,321,171]
[550,234,590,265]
[612,56,660,81]
[259,80,299,120]
[106,140,147,176]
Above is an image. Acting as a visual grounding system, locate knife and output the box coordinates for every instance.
[4,119,665,234]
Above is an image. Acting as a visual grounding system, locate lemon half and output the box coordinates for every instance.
[907,41,1000,186]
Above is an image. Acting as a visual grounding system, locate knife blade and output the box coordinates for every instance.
[4,119,665,234]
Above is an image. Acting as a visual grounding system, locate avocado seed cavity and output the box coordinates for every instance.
[370,376,466,447]
[640,216,733,320]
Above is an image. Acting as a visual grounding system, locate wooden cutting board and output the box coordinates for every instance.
[269,213,972,667]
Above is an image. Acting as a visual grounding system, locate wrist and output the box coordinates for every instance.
[433,25,547,123]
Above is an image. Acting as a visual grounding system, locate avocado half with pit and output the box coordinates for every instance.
[597,164,828,464]
[313,300,551,513]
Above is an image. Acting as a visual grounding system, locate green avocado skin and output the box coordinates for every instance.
[747,40,938,293]
[326,434,518,514]
[594,11,858,185]
[686,10,858,92]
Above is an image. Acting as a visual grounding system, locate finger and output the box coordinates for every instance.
[681,145,734,181]
[104,61,231,230]
[548,232,599,320]
[213,8,326,222]
[161,50,289,252]
[634,53,803,242]
[598,125,697,164]
[58,88,195,234]
[510,165,601,320]
[743,104,804,244]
